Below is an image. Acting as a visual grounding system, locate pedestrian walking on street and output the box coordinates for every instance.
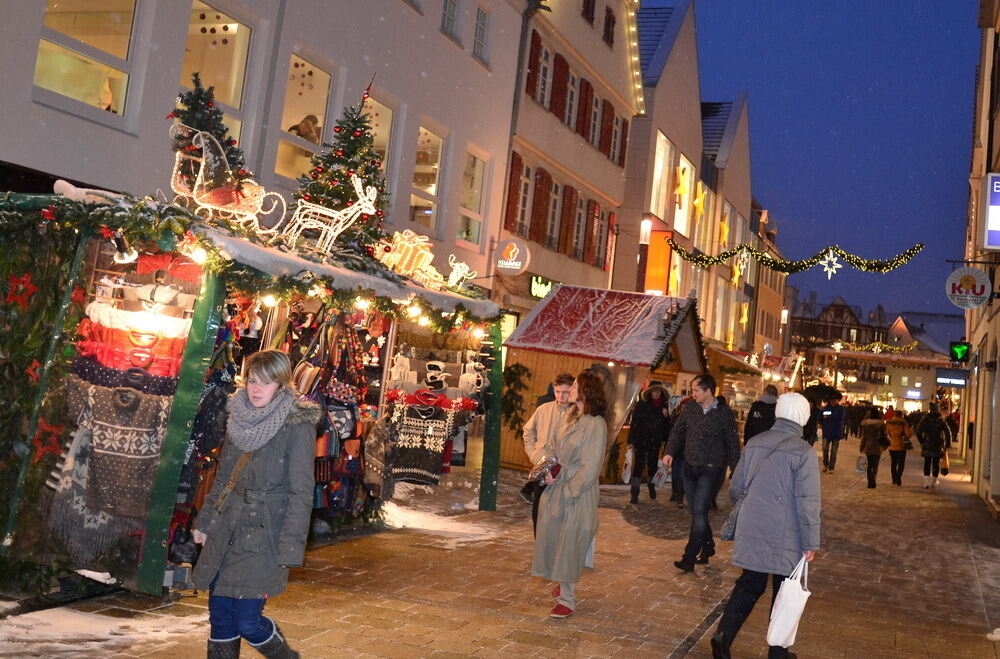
[627,381,671,504]
[710,392,820,659]
[191,350,321,659]
[531,371,607,620]
[668,393,693,507]
[802,400,820,447]
[664,374,740,571]
[915,403,952,489]
[744,384,778,444]
[820,397,845,473]
[859,408,890,489]
[885,413,913,486]
[520,373,575,531]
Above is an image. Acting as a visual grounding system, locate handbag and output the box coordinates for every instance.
[903,437,914,451]
[720,444,781,541]
[766,556,811,647]
[622,445,635,484]
[291,308,329,395]
[855,455,867,473]
[941,451,950,476]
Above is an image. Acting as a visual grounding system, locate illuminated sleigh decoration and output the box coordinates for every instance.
[272,174,378,258]
[169,123,284,236]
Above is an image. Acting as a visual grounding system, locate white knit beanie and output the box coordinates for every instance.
[775,392,811,427]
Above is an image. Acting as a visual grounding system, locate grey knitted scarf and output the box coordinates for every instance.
[227,387,295,452]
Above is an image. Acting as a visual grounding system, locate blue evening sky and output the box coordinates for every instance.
[691,0,979,316]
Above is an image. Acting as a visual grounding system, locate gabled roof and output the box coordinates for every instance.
[893,313,964,356]
[504,285,705,370]
[636,0,691,86]
[701,102,733,163]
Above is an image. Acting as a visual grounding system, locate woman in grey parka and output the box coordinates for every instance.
[192,350,320,659]
[710,393,820,659]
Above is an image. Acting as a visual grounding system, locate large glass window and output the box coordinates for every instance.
[35,0,136,114]
[589,96,601,148]
[611,115,623,162]
[673,154,694,237]
[458,152,486,244]
[180,2,251,110]
[535,45,552,106]
[693,183,714,253]
[572,196,586,259]
[441,0,459,39]
[473,7,490,62]
[649,132,674,220]
[274,54,332,180]
[363,97,393,172]
[411,126,444,230]
[515,164,532,236]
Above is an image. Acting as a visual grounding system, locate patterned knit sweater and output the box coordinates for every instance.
[665,400,740,470]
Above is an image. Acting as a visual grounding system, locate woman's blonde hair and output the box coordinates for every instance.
[243,350,293,390]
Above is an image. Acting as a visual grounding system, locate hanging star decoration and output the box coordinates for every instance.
[31,419,63,464]
[692,182,707,219]
[6,273,39,311]
[40,205,57,221]
[819,251,843,280]
[25,359,41,382]
[871,344,883,354]
[674,165,689,207]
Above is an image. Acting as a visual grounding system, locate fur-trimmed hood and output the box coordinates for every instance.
[287,398,322,427]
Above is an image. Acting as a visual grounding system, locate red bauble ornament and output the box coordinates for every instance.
[361,213,370,220]
[311,173,319,179]
[238,169,246,176]
[336,149,344,156]
[334,126,342,133]
[364,246,375,256]
[375,160,382,168]
[207,102,215,108]
[353,130,362,137]
[315,166,324,173]
[383,245,392,253]
[331,179,339,185]
[228,139,237,146]
[347,170,354,176]
[303,195,312,201]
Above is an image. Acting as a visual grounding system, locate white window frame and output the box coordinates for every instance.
[473,7,490,63]
[33,2,144,128]
[410,125,446,232]
[589,96,601,148]
[515,163,533,236]
[610,114,622,162]
[457,149,488,247]
[535,44,553,106]
[572,196,587,259]
[274,52,335,181]
[546,182,562,249]
[564,71,579,127]
[650,131,675,220]
[441,0,460,40]
[595,209,609,267]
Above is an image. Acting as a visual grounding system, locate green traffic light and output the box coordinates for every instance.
[950,342,970,362]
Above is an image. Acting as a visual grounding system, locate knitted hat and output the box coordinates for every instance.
[776,392,811,426]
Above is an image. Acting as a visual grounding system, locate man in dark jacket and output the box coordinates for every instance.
[915,403,952,488]
[820,397,846,473]
[627,382,671,504]
[664,373,740,572]
[743,385,778,444]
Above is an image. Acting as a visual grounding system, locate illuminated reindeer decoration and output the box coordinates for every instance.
[271,175,378,259]
[169,123,285,236]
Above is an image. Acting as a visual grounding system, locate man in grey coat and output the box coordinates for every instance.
[710,392,820,659]
[520,373,575,531]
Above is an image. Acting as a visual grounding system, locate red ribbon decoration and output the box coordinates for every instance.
[98,225,116,239]
[70,287,87,305]
[24,359,40,382]
[31,419,63,464]
[40,205,57,221]
[6,273,39,311]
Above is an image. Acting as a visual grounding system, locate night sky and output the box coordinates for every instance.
[691,0,979,316]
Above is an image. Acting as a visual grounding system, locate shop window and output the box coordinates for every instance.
[719,202,734,249]
[611,115,623,162]
[673,154,694,237]
[458,152,486,244]
[564,72,579,127]
[849,328,857,342]
[179,2,251,111]
[441,0,460,41]
[535,44,552,107]
[363,97,394,173]
[516,163,533,236]
[901,376,909,386]
[274,54,332,180]
[546,182,562,249]
[34,0,137,115]
[572,195,586,259]
[603,7,616,47]
[650,131,674,220]
[589,96,601,148]
[411,126,444,230]
[473,7,490,63]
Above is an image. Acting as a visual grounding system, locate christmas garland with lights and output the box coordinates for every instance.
[668,240,925,276]
[793,337,919,354]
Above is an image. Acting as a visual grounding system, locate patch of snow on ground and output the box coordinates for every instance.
[0,602,17,616]
[382,502,495,547]
[392,482,434,500]
[0,607,206,657]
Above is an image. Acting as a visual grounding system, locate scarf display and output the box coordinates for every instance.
[226,387,294,452]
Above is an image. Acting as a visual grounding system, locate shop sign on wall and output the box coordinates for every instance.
[983,173,1000,251]
[935,367,968,388]
[945,267,991,309]
[529,275,557,299]
[494,238,530,276]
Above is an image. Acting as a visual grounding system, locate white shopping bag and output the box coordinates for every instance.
[766,556,811,648]
[652,463,669,488]
[621,446,634,484]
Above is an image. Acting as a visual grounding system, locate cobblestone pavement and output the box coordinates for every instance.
[17,443,1000,658]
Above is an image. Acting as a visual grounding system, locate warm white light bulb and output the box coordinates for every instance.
[355,297,371,310]
[189,247,208,264]
[407,304,421,317]
[417,315,430,327]
[471,327,486,339]
[261,294,278,307]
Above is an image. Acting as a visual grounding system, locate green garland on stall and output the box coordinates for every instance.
[668,239,925,274]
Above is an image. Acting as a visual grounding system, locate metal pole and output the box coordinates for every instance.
[478,322,504,511]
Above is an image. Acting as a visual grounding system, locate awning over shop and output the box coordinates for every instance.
[201,227,500,318]
[707,346,763,376]
[504,284,705,371]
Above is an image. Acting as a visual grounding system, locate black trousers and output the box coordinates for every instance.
[629,444,661,486]
[715,568,792,657]
[822,438,840,470]
[889,450,906,485]
[923,455,940,478]
[866,454,880,488]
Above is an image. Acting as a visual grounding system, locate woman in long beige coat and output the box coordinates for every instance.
[531,370,607,619]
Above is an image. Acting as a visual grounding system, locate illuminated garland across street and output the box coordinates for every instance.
[793,336,919,354]
[668,240,925,276]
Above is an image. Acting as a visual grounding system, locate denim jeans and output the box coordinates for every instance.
[208,574,273,644]
[670,458,686,502]
[822,438,840,470]
[681,464,723,562]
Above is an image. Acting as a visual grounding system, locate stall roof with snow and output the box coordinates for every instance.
[503,285,706,372]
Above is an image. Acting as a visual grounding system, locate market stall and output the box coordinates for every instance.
[499,285,707,481]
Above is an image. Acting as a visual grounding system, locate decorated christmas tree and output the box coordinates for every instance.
[294,96,389,252]
[169,72,253,194]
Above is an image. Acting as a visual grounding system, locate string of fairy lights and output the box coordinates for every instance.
[668,240,925,279]
[792,336,920,354]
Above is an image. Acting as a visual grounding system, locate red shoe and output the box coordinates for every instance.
[549,603,573,619]
[552,584,560,598]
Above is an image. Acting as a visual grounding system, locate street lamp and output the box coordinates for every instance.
[636,217,652,292]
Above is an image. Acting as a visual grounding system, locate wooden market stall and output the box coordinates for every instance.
[499,285,707,479]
